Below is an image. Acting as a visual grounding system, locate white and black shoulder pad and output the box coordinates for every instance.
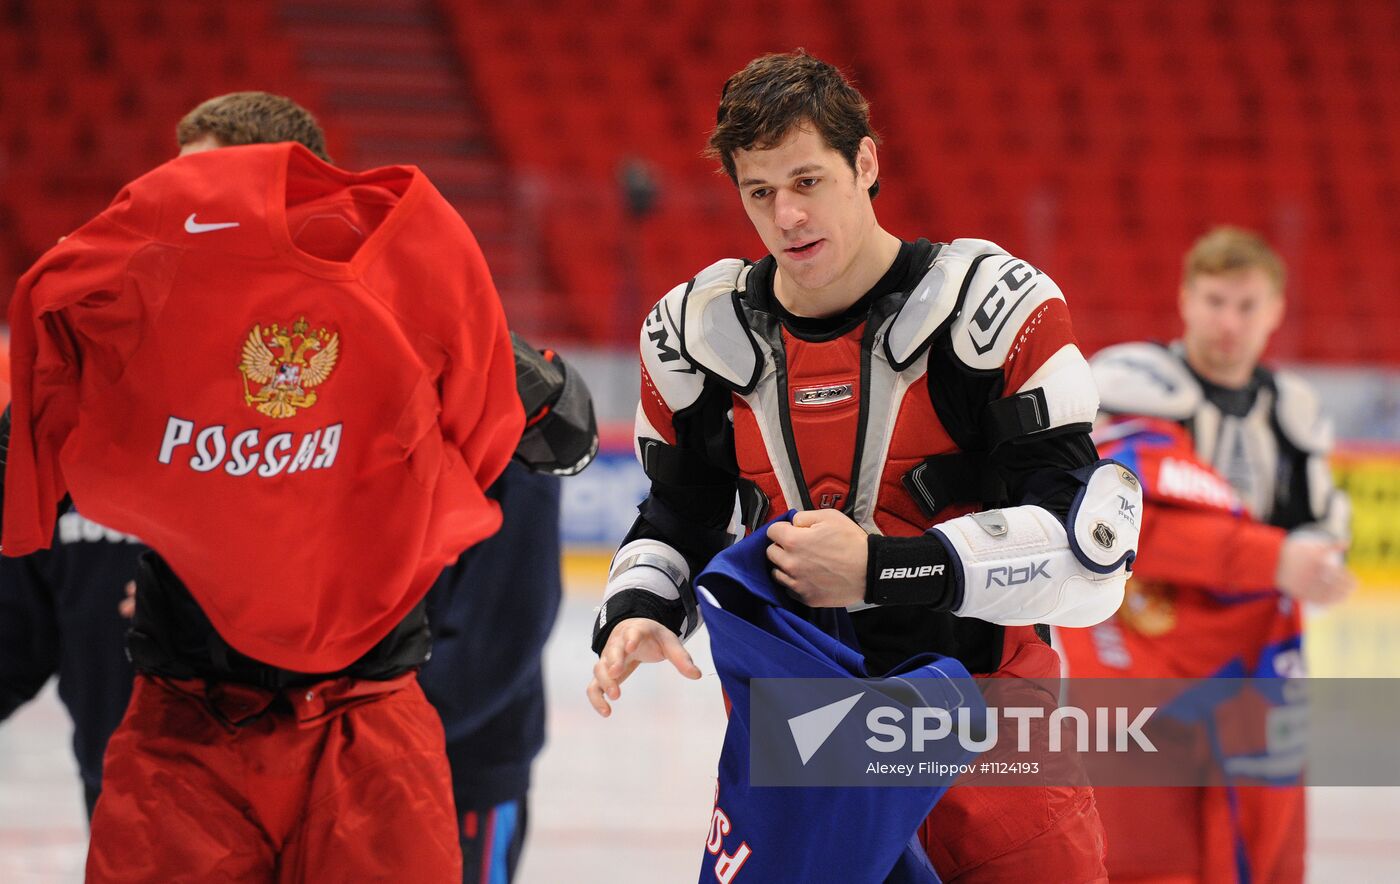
[949,250,1066,371]
[884,238,1007,370]
[1272,370,1333,454]
[640,281,709,417]
[1090,342,1203,421]
[677,258,765,394]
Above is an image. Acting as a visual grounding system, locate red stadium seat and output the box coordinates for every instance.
[3,0,1397,359]
[0,0,321,287]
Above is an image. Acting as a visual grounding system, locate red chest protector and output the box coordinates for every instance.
[730,320,972,539]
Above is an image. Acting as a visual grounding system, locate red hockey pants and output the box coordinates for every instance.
[1093,784,1304,884]
[87,672,461,882]
[918,637,1110,883]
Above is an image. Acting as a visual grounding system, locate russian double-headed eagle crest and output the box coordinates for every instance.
[1118,579,1177,637]
[238,316,340,418]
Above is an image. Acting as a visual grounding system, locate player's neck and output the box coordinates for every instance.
[773,227,902,318]
[1183,344,1254,389]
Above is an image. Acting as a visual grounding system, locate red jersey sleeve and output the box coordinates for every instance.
[1133,505,1286,593]
[439,238,523,492]
[1102,420,1286,594]
[4,206,152,555]
[0,337,11,407]
[439,273,523,490]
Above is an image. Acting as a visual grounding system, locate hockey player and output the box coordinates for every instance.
[420,461,566,884]
[3,94,527,880]
[1057,226,1355,883]
[586,52,1141,881]
[0,93,595,882]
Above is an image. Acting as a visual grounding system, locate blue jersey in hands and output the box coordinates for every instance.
[694,515,982,884]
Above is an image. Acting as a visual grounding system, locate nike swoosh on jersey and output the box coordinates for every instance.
[184,214,241,234]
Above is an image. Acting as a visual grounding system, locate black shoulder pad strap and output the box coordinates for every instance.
[983,388,1052,449]
[638,437,733,487]
[737,478,771,536]
[902,451,1007,519]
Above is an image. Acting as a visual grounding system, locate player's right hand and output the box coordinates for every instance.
[1276,533,1355,605]
[587,617,701,718]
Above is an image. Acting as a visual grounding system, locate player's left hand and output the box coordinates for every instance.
[766,509,868,607]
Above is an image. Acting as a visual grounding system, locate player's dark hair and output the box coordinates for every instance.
[176,92,331,162]
[707,50,880,198]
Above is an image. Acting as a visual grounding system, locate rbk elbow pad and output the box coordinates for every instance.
[933,461,1141,628]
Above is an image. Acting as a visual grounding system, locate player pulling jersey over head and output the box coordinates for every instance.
[2,92,597,884]
[6,141,522,670]
[3,91,526,882]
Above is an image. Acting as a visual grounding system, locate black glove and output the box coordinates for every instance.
[511,333,599,476]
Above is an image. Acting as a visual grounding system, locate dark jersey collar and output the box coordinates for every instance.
[1182,358,1269,418]
[747,239,936,340]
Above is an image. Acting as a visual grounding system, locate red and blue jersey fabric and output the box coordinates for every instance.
[1058,417,1304,884]
[4,142,523,672]
[695,515,982,884]
[1066,416,1298,682]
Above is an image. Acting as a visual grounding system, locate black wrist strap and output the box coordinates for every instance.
[865,533,960,608]
[591,587,687,655]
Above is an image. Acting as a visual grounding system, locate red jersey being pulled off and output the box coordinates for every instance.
[4,143,524,672]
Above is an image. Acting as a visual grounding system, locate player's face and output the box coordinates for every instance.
[1179,267,1284,384]
[733,125,880,306]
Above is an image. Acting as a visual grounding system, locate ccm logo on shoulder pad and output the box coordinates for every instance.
[968,259,1042,356]
[879,565,946,580]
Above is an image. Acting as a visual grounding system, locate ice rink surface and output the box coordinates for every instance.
[3,590,1398,883]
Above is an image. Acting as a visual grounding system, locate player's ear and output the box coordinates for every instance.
[855,136,879,191]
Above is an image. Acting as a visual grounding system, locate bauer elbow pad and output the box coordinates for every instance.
[933,460,1141,628]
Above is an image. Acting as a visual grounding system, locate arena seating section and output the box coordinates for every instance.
[3,0,1398,362]
[0,0,321,302]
